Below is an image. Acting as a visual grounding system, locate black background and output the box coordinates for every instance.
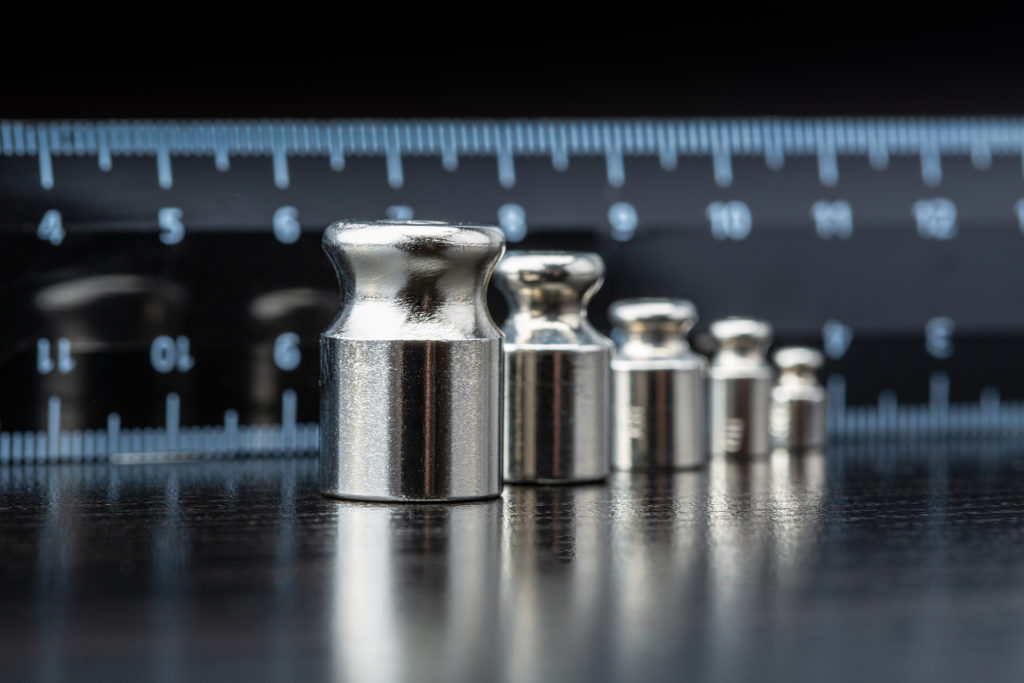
[5,16,1024,118]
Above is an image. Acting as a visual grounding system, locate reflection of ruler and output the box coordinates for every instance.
[826,374,1024,441]
[0,391,317,463]
[2,376,1022,464]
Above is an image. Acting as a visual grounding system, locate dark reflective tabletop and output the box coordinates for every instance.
[3,447,1024,682]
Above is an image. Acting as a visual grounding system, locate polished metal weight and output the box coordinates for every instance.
[708,318,774,458]
[495,251,612,484]
[770,347,827,451]
[609,298,706,470]
[319,220,505,502]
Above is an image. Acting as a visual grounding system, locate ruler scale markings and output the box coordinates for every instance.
[157,133,173,189]
[765,119,783,170]
[25,124,36,154]
[70,431,82,462]
[329,124,346,171]
[552,123,569,171]
[166,392,180,451]
[471,121,486,155]
[98,125,112,171]
[84,430,95,460]
[12,121,24,155]
[497,123,515,188]
[67,122,80,156]
[225,409,239,455]
[422,122,433,155]
[385,129,403,189]
[46,396,60,459]
[816,121,839,187]
[37,123,53,189]
[441,123,457,171]
[869,121,889,170]
[107,413,120,455]
[215,123,230,171]
[712,139,732,188]
[604,123,624,188]
[921,140,942,186]
[282,389,297,451]
[657,122,676,171]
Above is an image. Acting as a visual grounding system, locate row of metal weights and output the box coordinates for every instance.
[318,221,824,503]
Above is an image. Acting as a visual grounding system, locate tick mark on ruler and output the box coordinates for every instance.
[606,150,625,188]
[498,148,515,188]
[37,128,53,190]
[215,147,230,172]
[551,149,568,172]
[98,131,112,172]
[157,146,173,189]
[328,126,345,172]
[657,126,677,171]
[930,372,950,414]
[282,389,297,450]
[818,150,838,187]
[971,143,992,170]
[441,145,458,172]
[920,148,942,187]
[166,393,180,451]
[273,147,290,189]
[712,148,732,188]
[47,396,60,459]
[386,146,404,189]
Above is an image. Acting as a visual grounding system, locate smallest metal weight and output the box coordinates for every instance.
[770,347,827,452]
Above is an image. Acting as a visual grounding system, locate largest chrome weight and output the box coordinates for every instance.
[319,220,506,502]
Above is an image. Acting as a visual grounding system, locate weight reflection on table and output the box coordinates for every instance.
[1,452,845,682]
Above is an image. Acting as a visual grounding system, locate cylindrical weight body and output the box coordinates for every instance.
[612,359,706,470]
[708,371,773,457]
[770,386,826,450]
[504,344,610,483]
[319,220,505,502]
[496,251,612,484]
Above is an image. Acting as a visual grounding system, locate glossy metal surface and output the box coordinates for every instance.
[5,446,1024,682]
[494,251,612,483]
[708,318,774,458]
[609,298,706,471]
[771,347,827,451]
[319,221,505,501]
